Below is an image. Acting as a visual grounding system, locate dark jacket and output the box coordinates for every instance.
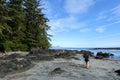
[83,54,89,62]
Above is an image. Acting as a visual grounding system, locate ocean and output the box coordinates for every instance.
[52,48,120,60]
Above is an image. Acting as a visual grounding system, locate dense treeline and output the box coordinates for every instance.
[0,0,51,52]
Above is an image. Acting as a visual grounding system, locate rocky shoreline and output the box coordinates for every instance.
[0,49,120,80]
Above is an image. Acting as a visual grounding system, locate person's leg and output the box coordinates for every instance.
[84,61,86,67]
[86,61,89,68]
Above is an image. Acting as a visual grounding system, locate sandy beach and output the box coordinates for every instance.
[1,55,120,80]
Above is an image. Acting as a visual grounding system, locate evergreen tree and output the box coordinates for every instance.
[0,0,12,51]
[0,0,51,52]
[7,0,27,50]
[24,0,51,49]
[0,0,6,41]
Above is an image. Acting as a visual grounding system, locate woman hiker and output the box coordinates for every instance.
[83,52,90,68]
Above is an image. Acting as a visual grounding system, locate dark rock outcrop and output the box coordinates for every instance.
[54,51,75,59]
[0,58,32,78]
[50,67,65,75]
[95,52,114,59]
[27,48,81,60]
[115,69,120,75]
[26,48,55,61]
[79,50,94,57]
[3,53,23,60]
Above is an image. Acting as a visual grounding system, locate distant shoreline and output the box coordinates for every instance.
[90,48,120,50]
[51,47,120,50]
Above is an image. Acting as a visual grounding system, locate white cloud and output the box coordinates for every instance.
[64,0,95,14]
[112,4,120,18]
[48,16,87,35]
[96,26,105,33]
[96,4,120,21]
[96,11,107,20]
[107,4,120,21]
[41,0,52,14]
[96,20,120,33]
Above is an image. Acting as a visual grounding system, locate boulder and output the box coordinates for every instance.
[54,51,75,59]
[26,48,54,61]
[79,50,94,57]
[115,69,120,75]
[50,67,65,75]
[95,52,114,59]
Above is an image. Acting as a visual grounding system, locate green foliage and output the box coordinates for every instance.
[0,0,51,52]
[11,43,28,51]
[3,41,13,52]
[19,44,28,51]
[3,41,28,51]
[24,0,51,49]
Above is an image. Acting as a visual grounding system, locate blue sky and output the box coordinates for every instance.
[41,0,120,48]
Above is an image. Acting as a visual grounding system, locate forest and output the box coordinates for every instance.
[0,0,51,52]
